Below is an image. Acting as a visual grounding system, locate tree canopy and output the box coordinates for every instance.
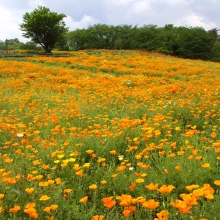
[17,7,220,61]
[20,6,68,53]
[66,24,219,61]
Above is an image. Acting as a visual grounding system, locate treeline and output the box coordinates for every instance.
[2,24,220,61]
[65,24,220,61]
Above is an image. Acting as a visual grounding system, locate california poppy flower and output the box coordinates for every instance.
[142,199,160,209]
[102,196,116,209]
[9,205,20,214]
[79,196,88,203]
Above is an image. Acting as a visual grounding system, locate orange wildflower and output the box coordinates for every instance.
[169,153,176,158]
[26,211,38,219]
[33,160,41,165]
[204,193,214,200]
[42,164,50,170]
[111,174,118,178]
[164,169,169,175]
[159,151,165,156]
[0,207,4,213]
[135,196,146,205]
[25,188,35,194]
[116,194,132,207]
[129,182,136,192]
[214,180,220,186]
[86,149,94,154]
[122,206,136,217]
[201,163,210,168]
[157,185,175,194]
[39,195,50,201]
[3,177,17,184]
[135,178,145,183]
[154,210,169,220]
[102,196,116,209]
[25,203,36,209]
[9,205,21,214]
[35,175,43,180]
[145,183,158,191]
[47,180,55,186]
[175,166,181,171]
[24,203,38,219]
[64,189,72,194]
[195,156,203,161]
[0,194,4,200]
[211,132,217,138]
[188,155,194,160]
[92,153,97,158]
[100,180,107,185]
[75,169,83,176]
[123,209,131,217]
[186,184,200,191]
[170,200,191,214]
[39,181,48,187]
[92,215,104,220]
[43,207,51,213]
[27,174,35,181]
[89,184,97,190]
[142,199,160,209]
[73,164,81,171]
[50,205,58,211]
[193,188,204,198]
[55,178,62,185]
[180,193,198,206]
[116,165,126,172]
[109,150,117,155]
[79,196,88,203]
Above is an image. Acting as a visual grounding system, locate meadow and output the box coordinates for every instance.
[0,50,220,220]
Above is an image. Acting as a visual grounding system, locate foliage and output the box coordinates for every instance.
[67,24,219,61]
[19,41,42,51]
[54,34,70,51]
[20,6,68,53]
[176,26,213,59]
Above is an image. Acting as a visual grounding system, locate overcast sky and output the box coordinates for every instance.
[0,0,219,42]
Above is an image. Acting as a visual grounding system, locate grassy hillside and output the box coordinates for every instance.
[0,50,220,219]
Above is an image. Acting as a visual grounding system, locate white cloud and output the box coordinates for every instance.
[64,15,99,31]
[28,0,45,8]
[0,0,219,42]
[105,0,135,6]
[156,0,193,4]
[0,5,25,41]
[179,12,216,30]
[131,0,151,14]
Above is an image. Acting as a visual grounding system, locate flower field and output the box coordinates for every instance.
[0,50,220,219]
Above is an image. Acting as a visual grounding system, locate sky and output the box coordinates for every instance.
[0,0,219,43]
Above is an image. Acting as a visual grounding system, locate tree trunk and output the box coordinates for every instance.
[45,48,52,54]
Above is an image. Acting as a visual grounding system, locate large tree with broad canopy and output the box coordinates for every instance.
[20,6,68,53]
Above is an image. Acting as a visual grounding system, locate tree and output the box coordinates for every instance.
[134,24,160,51]
[54,34,70,51]
[208,28,219,44]
[67,29,88,50]
[158,24,180,55]
[177,26,214,59]
[19,41,42,51]
[20,6,68,53]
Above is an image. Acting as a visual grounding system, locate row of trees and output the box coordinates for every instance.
[66,24,220,61]
[3,24,220,61]
[1,6,220,61]
[0,38,42,52]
